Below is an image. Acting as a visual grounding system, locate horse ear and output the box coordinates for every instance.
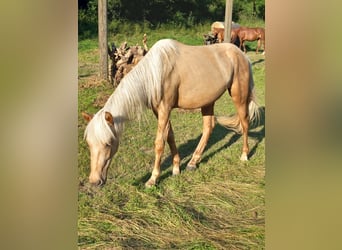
[104,111,114,125]
[82,112,93,123]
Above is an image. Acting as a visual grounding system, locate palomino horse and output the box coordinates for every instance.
[237,27,265,54]
[82,39,260,187]
[210,21,225,43]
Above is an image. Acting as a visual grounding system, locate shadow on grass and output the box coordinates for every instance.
[79,72,93,78]
[252,58,265,66]
[243,44,265,55]
[134,106,265,186]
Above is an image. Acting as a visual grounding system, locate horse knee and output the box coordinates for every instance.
[154,140,164,154]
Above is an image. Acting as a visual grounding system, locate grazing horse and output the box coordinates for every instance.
[82,39,260,187]
[237,27,265,54]
[209,21,241,45]
[212,27,225,43]
[203,27,241,47]
[210,21,225,43]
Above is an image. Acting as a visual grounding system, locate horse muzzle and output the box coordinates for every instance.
[89,173,106,187]
[89,178,105,187]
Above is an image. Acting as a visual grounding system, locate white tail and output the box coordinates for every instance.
[216,99,260,133]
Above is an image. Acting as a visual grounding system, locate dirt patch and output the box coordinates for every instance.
[93,92,111,108]
[79,75,108,90]
[176,108,200,113]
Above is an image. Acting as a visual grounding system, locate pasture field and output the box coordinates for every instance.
[78,24,265,249]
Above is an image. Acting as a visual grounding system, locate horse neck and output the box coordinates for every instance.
[104,74,148,123]
[103,39,175,123]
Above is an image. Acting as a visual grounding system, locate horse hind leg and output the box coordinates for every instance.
[229,76,251,161]
[167,122,181,176]
[186,105,215,171]
[236,104,250,161]
[256,39,261,53]
[216,100,250,161]
[231,90,250,161]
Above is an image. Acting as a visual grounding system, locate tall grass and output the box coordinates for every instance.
[78,24,265,249]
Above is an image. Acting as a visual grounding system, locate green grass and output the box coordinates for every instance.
[78,24,265,249]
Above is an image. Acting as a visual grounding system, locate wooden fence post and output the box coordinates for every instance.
[98,0,108,80]
[224,0,233,43]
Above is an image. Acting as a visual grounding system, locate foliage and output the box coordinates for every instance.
[233,0,265,22]
[79,0,265,39]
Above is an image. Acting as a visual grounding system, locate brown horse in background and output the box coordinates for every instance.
[230,28,240,44]
[237,27,265,54]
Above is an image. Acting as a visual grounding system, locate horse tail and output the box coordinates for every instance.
[216,61,260,133]
[215,100,259,133]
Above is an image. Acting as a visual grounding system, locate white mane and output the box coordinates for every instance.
[84,39,179,145]
[105,39,179,119]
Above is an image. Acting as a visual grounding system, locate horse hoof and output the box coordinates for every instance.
[172,168,180,175]
[145,179,156,188]
[186,165,197,171]
[240,154,248,161]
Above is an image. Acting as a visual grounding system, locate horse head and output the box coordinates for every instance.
[203,33,218,45]
[82,111,119,186]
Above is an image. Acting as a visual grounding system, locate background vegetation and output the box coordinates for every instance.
[78,1,265,249]
[79,0,265,39]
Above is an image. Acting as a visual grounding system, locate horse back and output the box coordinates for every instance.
[168,42,251,109]
[238,27,262,40]
[211,21,224,33]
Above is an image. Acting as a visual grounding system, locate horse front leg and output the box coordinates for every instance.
[152,109,180,176]
[186,105,215,171]
[145,105,171,187]
[239,38,243,51]
[242,40,247,53]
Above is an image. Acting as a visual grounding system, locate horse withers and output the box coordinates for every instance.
[82,39,260,187]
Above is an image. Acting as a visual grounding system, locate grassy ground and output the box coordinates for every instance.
[78,24,265,249]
